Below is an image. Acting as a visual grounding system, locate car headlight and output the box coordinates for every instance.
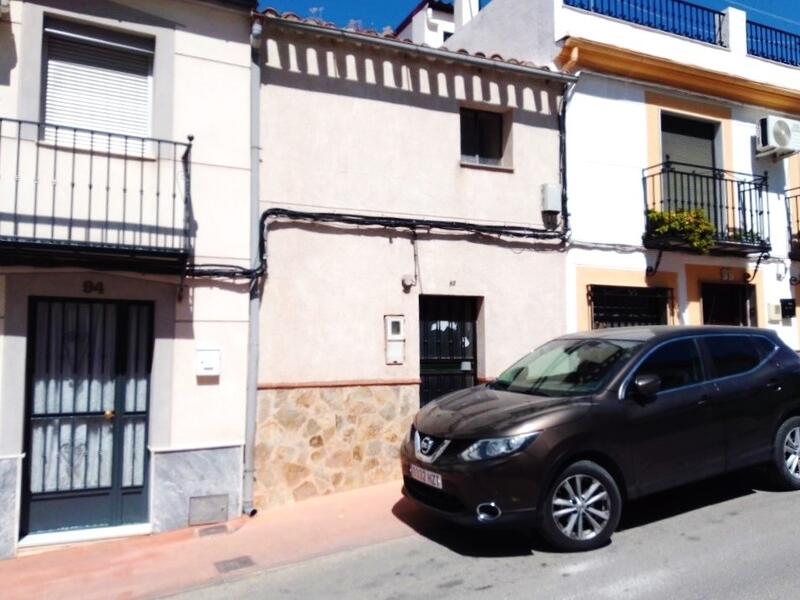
[460,432,540,462]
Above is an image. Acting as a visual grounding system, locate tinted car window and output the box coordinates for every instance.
[752,336,777,360]
[635,338,703,392]
[705,335,762,378]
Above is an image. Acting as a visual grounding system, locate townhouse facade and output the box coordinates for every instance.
[253,10,575,507]
[444,0,800,347]
[0,0,255,558]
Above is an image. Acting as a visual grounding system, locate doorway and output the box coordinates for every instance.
[21,298,153,536]
[701,283,756,326]
[418,296,479,407]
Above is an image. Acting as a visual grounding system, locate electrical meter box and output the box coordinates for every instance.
[384,316,405,365]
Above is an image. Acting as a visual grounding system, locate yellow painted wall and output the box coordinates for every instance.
[575,266,679,331]
[684,263,764,326]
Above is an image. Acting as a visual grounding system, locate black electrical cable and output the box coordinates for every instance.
[186,207,566,280]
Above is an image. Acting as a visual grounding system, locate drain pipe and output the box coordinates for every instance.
[242,15,263,517]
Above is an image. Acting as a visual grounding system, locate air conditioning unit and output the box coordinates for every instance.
[756,116,800,158]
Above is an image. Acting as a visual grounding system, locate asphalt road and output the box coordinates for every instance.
[172,469,800,600]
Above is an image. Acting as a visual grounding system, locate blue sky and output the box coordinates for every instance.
[258,0,800,34]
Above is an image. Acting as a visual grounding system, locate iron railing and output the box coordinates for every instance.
[643,160,769,252]
[0,117,193,268]
[786,187,800,258]
[747,21,800,67]
[563,0,726,46]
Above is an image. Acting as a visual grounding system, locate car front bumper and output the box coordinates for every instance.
[399,439,541,528]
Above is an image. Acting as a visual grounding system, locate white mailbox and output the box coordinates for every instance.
[196,345,221,377]
[384,316,405,365]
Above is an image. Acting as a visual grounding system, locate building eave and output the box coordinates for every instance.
[260,11,576,84]
[557,37,800,116]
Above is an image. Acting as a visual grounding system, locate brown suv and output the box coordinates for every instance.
[400,326,800,551]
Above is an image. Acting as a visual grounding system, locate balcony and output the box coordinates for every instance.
[787,188,800,260]
[563,0,726,46]
[747,21,800,67]
[643,161,770,255]
[0,117,193,274]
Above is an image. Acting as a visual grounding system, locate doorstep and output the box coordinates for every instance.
[17,523,153,555]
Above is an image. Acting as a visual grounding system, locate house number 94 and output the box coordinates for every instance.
[83,281,105,295]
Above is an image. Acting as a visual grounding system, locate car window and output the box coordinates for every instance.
[634,338,703,392]
[705,335,762,378]
[493,338,642,397]
[751,336,777,360]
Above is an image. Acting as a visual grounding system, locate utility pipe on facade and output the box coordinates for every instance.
[242,14,263,517]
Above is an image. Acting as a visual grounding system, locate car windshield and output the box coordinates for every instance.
[491,338,643,397]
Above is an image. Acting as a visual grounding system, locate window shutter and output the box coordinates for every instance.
[43,35,153,150]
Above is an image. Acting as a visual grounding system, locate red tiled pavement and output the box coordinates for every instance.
[0,480,416,600]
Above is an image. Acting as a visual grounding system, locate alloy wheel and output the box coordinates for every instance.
[784,427,800,479]
[551,474,611,540]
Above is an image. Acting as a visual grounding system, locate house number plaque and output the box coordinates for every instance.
[82,281,105,295]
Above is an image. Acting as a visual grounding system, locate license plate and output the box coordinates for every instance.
[409,464,443,489]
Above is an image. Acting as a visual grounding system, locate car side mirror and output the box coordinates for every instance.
[632,374,661,400]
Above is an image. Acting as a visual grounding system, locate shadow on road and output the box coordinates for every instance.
[618,467,777,530]
[392,467,782,557]
[391,497,539,557]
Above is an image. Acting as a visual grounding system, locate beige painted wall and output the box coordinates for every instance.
[258,29,567,387]
[261,29,562,226]
[260,227,566,385]
[0,0,253,451]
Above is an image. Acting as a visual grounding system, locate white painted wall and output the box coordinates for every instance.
[396,6,455,47]
[565,72,800,347]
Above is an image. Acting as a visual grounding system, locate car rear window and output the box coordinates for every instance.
[751,336,777,359]
[705,335,762,378]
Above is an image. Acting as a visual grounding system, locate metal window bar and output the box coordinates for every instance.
[0,116,192,256]
[563,0,727,46]
[747,21,800,67]
[588,285,672,328]
[643,160,770,251]
[786,187,800,258]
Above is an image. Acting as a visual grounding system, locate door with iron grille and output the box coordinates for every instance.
[588,285,670,329]
[21,299,153,536]
[701,283,756,326]
[419,296,478,407]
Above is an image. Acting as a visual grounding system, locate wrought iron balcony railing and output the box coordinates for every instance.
[786,188,800,259]
[0,117,193,273]
[563,0,726,46]
[643,161,770,254]
[747,21,800,67]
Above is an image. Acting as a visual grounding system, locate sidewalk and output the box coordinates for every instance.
[0,480,417,600]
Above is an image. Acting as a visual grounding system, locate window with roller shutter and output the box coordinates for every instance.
[41,19,154,153]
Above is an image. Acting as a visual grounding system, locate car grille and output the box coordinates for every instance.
[403,476,466,513]
[414,430,450,462]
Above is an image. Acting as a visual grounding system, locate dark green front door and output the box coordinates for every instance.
[21,298,153,536]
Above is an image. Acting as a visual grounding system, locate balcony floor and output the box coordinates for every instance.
[0,237,191,274]
[644,236,770,256]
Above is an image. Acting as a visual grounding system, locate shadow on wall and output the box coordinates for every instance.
[0,18,17,87]
[262,31,561,131]
[28,0,247,44]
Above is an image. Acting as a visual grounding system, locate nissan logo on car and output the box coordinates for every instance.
[420,436,435,455]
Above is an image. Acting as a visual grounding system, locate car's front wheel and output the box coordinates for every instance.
[539,460,621,552]
[770,416,800,490]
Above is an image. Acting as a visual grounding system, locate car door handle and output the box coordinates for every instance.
[697,395,710,406]
[766,380,783,392]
